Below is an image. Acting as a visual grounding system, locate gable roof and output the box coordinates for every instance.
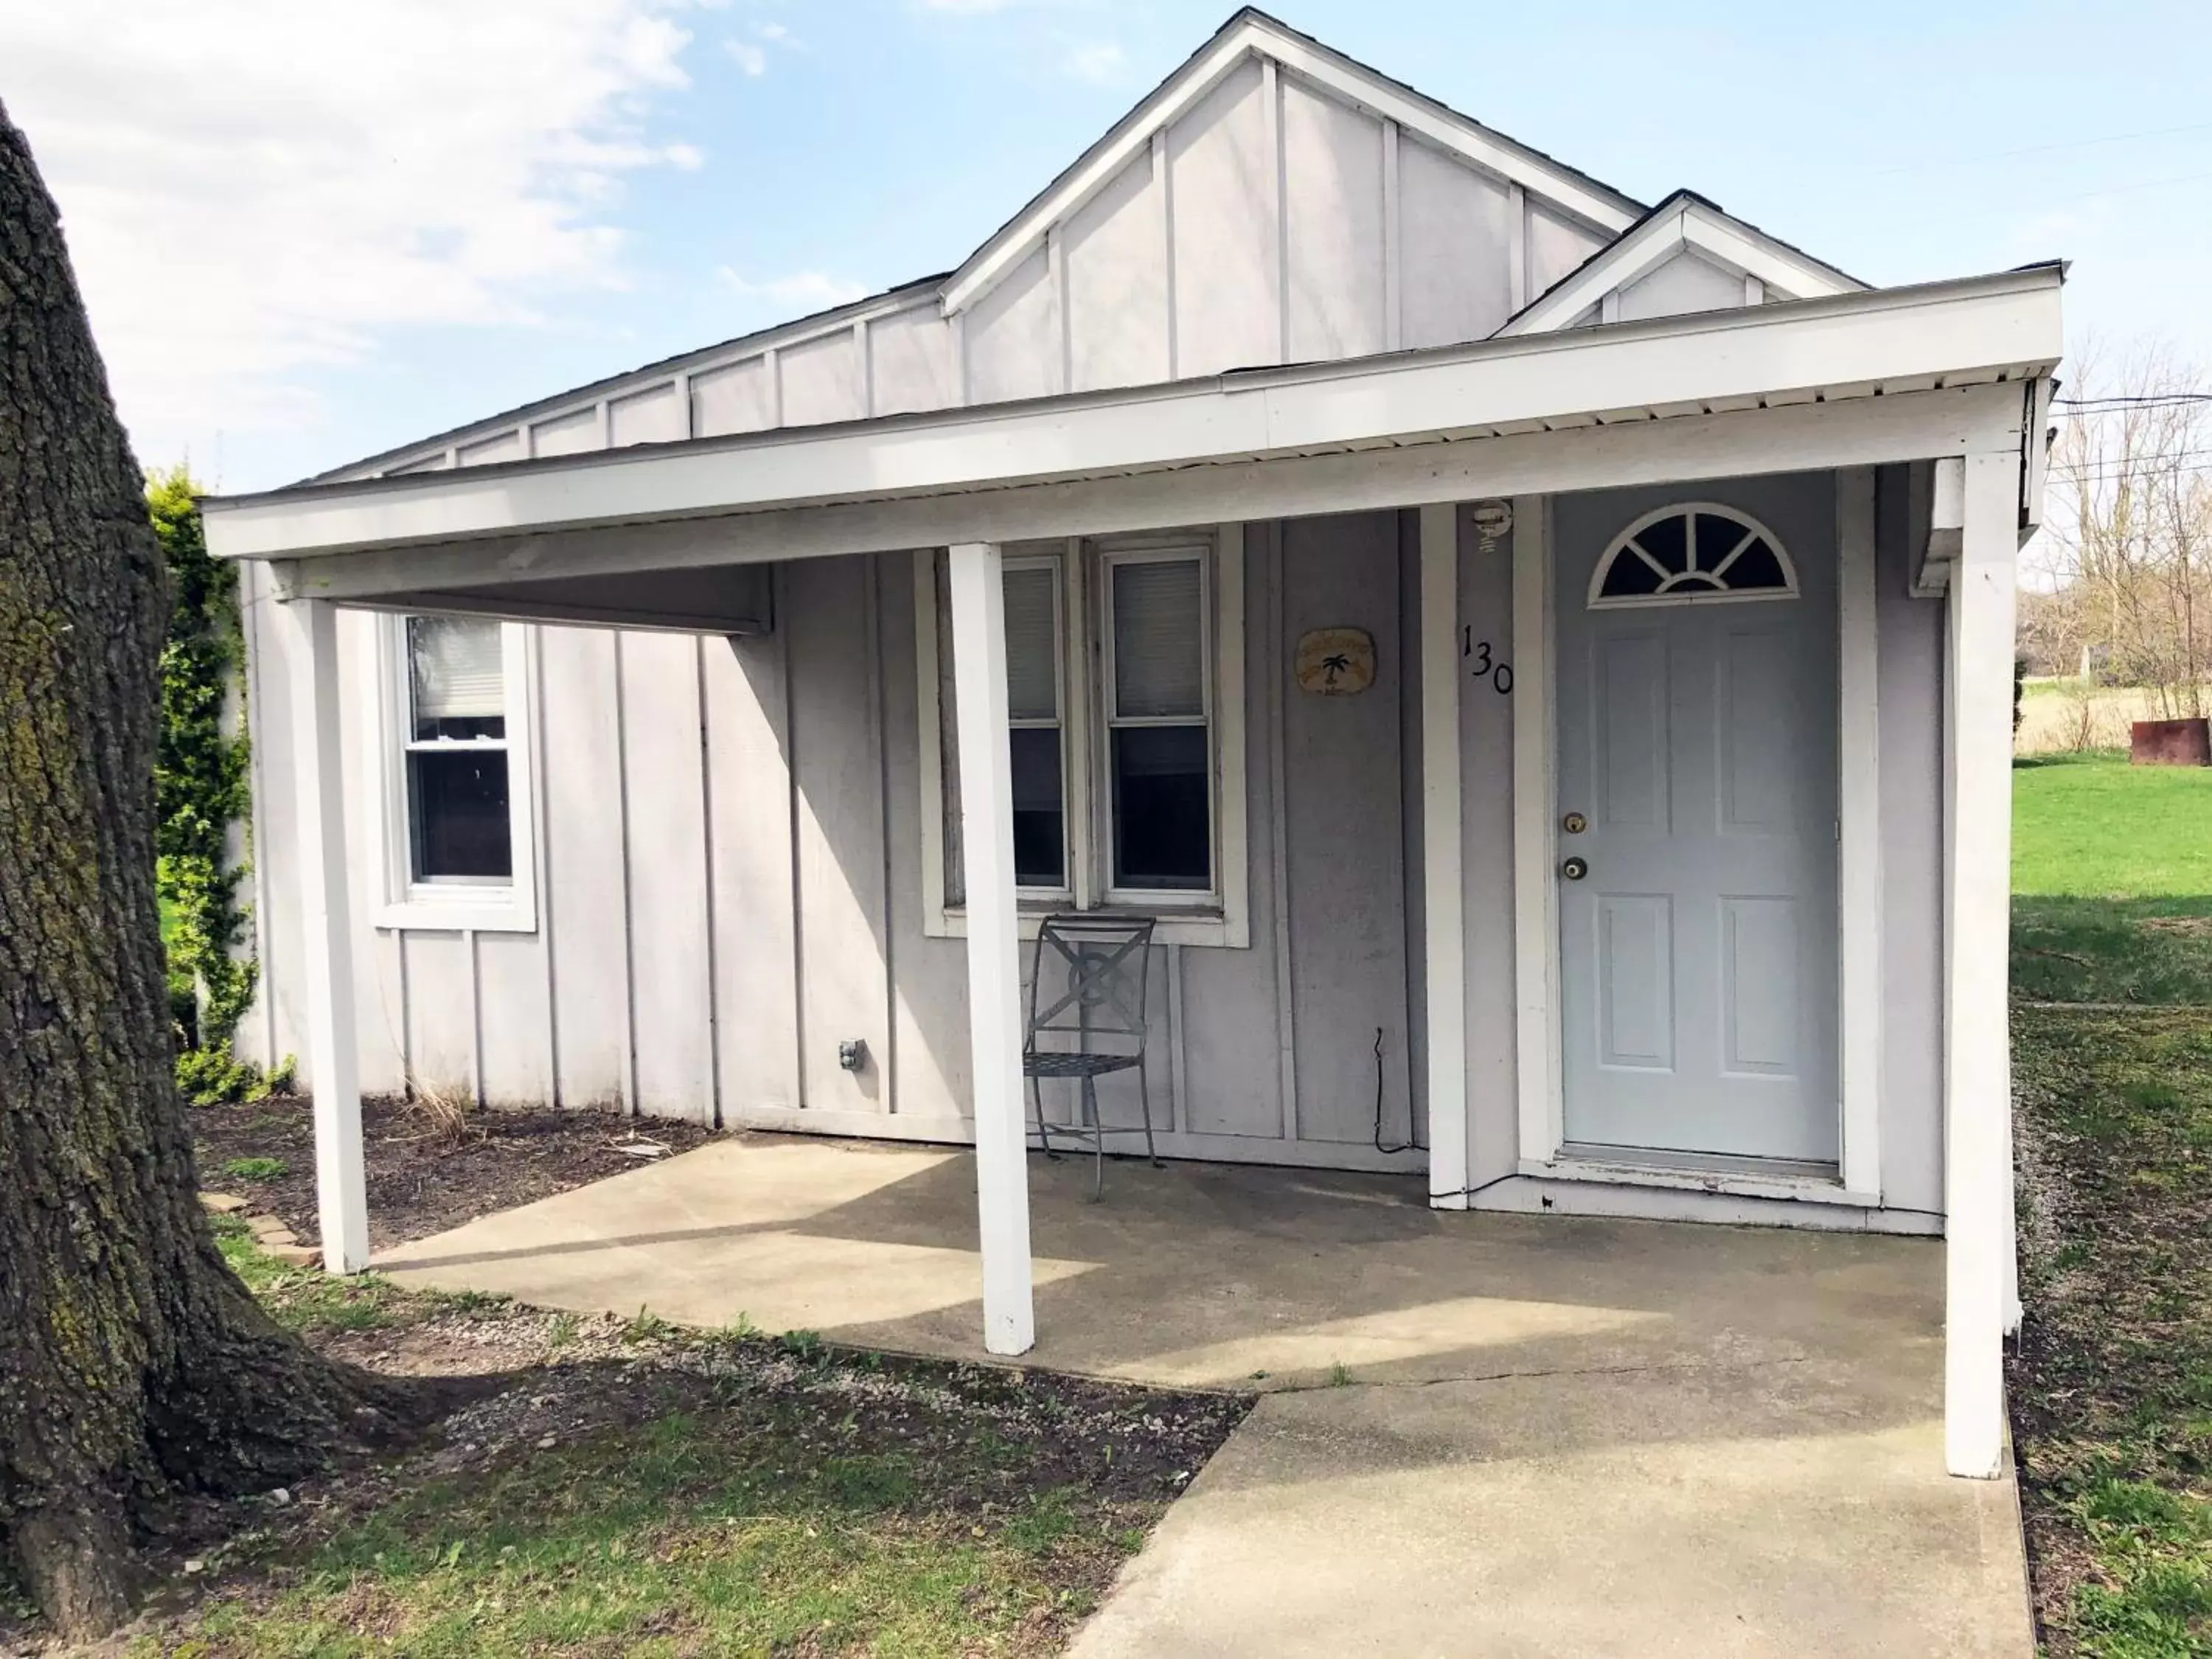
[941,7,1644,316]
[305,16,1882,489]
[1497,190,1864,337]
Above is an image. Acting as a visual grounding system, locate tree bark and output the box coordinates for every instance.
[0,102,388,1636]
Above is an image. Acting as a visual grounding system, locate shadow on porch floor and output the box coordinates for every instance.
[376,1133,2033,1657]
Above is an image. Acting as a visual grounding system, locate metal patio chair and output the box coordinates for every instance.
[1024,914,1159,1200]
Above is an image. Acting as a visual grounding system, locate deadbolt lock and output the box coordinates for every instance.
[1561,856,1589,881]
[1562,811,1588,835]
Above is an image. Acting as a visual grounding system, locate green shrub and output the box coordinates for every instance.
[149,466,279,1105]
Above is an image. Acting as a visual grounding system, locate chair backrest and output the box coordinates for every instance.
[1026,914,1155,1059]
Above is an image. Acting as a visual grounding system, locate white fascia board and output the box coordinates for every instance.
[939,16,1638,317]
[203,267,2061,566]
[271,386,2029,604]
[318,284,944,486]
[1679,202,1863,298]
[1499,198,1862,338]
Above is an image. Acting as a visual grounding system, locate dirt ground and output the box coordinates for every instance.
[192,1094,719,1248]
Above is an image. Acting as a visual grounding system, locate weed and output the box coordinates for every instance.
[1326,1361,1353,1388]
[220,1155,287,1182]
[623,1307,675,1344]
[546,1312,581,1351]
[404,1075,479,1147]
[1004,1488,1080,1554]
[780,1329,826,1362]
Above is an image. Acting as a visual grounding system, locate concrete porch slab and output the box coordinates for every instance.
[375,1133,2034,1656]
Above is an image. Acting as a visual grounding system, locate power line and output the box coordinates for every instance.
[2048,446,2212,472]
[2056,394,2212,408]
[1867,118,2212,177]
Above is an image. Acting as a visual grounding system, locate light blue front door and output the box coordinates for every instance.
[1554,491,1840,1165]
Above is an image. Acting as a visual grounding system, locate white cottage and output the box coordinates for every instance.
[204,10,2060,1479]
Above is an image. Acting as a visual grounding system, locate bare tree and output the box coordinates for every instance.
[0,102,396,1637]
[2048,341,2212,717]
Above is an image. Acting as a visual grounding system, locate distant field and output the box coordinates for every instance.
[2014,679,2197,756]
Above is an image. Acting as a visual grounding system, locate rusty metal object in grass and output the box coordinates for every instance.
[2129,717,2211,766]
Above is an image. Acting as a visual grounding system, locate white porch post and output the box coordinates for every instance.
[947,540,1037,1357]
[278,597,369,1274]
[1419,505,1470,1203]
[1942,451,2019,1479]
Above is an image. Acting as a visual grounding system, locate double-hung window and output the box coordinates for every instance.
[371,612,538,931]
[923,529,1247,948]
[405,617,512,880]
[1102,552,1211,897]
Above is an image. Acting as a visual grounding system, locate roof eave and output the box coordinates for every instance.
[202,264,2063,566]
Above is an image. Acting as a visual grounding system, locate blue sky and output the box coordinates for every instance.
[10,0,2211,491]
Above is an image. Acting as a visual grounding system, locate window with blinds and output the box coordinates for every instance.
[403,616,512,882]
[1105,554,1211,893]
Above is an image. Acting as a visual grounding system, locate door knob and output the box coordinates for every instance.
[1561,857,1588,881]
[1562,811,1588,835]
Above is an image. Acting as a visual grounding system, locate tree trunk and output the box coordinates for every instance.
[0,102,389,1637]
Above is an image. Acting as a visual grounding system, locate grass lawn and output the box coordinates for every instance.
[0,1220,1247,1658]
[2011,751,2212,1655]
[2013,753,2212,1005]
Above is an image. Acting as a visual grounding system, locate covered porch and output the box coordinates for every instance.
[371,1133,2033,1655]
[204,265,2061,1483]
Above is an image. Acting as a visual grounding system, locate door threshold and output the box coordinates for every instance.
[1525,1144,1876,1208]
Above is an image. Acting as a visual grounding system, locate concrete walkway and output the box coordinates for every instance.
[378,1134,2034,1656]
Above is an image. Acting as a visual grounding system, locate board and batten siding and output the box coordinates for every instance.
[242,474,1947,1195]
[319,53,1610,486]
[243,515,1433,1172]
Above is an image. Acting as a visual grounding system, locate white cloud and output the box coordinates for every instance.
[726,38,768,74]
[0,0,705,470]
[1062,40,1126,84]
[717,268,871,311]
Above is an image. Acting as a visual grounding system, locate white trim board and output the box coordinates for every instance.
[1509,493,1562,1164]
[1419,503,1470,1202]
[256,391,2034,641]
[1471,1172,1943,1236]
[1836,467,1883,1197]
[1501,193,1863,338]
[210,268,2063,571]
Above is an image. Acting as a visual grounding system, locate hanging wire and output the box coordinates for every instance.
[1371,1026,1423,1155]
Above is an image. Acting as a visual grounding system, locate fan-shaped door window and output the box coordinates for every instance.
[1588,504,1798,608]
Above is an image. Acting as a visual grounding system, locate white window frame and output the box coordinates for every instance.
[917,526,1248,948]
[1098,544,1217,908]
[365,611,539,933]
[1586,501,1800,610]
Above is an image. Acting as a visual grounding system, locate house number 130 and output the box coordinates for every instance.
[1461,628,1513,695]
